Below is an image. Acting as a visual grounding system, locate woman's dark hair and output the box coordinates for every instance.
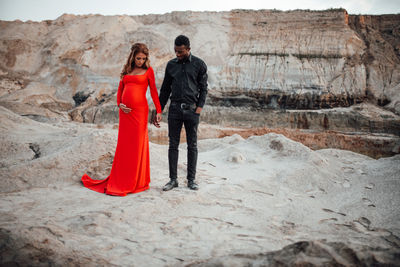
[120,43,150,79]
[174,35,190,48]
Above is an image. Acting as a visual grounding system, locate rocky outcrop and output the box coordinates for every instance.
[0,9,399,133]
[215,126,400,159]
[348,14,400,114]
[211,10,400,112]
[200,103,400,135]
[147,110,400,159]
[188,240,400,266]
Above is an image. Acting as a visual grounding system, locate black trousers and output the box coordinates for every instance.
[167,102,200,181]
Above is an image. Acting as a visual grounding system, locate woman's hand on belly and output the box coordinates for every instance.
[119,103,132,113]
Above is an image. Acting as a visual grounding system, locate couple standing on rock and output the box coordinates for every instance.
[81,35,208,196]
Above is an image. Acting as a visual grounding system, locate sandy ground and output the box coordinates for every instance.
[1,106,399,266]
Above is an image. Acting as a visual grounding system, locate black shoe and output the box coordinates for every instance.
[187,180,199,190]
[163,179,178,191]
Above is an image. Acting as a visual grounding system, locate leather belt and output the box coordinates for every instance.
[171,102,196,110]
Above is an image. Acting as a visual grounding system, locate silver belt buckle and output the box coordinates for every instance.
[180,103,187,109]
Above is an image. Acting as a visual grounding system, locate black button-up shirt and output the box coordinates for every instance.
[159,53,208,111]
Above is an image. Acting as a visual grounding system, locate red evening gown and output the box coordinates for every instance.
[81,66,162,196]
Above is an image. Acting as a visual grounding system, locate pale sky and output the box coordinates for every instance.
[0,0,399,21]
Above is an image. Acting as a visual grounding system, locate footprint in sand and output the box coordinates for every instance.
[362,198,376,207]
[201,161,216,167]
[365,183,375,190]
[322,208,346,216]
[252,190,274,196]
[280,220,296,235]
[355,216,372,231]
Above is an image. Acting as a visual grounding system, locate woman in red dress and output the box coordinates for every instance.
[81,43,162,196]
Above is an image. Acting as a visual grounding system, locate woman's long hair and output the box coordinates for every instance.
[120,43,150,79]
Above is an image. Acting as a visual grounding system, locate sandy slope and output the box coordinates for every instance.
[0,106,399,266]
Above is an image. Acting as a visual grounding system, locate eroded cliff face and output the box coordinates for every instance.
[0,9,399,133]
[210,10,400,113]
[348,14,400,112]
[216,10,366,107]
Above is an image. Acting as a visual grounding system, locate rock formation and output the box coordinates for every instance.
[0,9,399,132]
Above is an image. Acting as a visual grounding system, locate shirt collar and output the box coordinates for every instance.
[179,53,192,63]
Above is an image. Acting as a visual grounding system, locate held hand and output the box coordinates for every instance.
[156,113,162,123]
[195,107,202,114]
[119,103,131,113]
[153,113,162,128]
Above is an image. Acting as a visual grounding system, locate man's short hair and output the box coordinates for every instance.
[175,35,190,48]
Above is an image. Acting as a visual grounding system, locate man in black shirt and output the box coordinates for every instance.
[157,35,208,191]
